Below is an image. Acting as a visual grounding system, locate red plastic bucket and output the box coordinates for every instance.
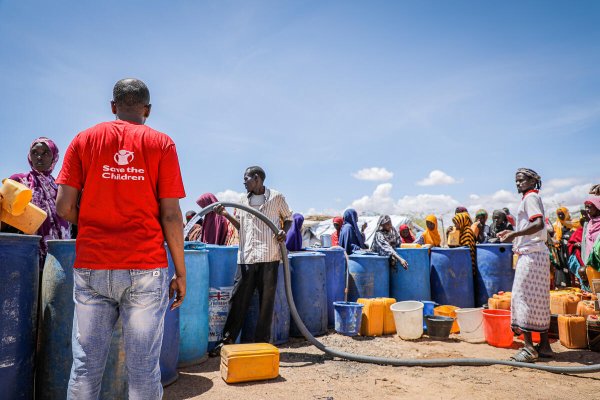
[518,332,541,343]
[482,309,514,348]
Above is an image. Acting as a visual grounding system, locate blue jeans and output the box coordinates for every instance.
[67,268,169,400]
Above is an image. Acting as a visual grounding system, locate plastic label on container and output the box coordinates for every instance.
[209,286,233,341]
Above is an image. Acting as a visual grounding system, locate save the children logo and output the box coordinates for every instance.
[114,149,135,165]
[101,149,145,181]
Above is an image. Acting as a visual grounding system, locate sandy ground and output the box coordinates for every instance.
[163,332,600,400]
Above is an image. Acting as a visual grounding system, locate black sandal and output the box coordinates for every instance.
[209,342,225,358]
[510,347,539,363]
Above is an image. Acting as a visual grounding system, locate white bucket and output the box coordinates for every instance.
[455,307,485,343]
[390,301,424,340]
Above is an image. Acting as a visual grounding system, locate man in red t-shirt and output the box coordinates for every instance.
[56,78,186,400]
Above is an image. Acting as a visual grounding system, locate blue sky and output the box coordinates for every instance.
[1,1,599,219]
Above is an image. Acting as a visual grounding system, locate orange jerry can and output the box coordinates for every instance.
[550,294,580,315]
[220,343,279,384]
[488,292,511,310]
[434,305,460,333]
[381,298,397,335]
[357,298,384,336]
[558,315,588,349]
[577,300,599,318]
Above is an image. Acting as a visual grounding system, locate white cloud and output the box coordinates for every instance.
[215,189,245,203]
[352,167,394,181]
[417,170,462,186]
[541,178,584,195]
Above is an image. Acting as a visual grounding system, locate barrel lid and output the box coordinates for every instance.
[348,253,387,259]
[288,251,326,258]
[0,232,42,241]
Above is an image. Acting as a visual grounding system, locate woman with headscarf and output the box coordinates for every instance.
[583,196,600,287]
[196,193,229,245]
[331,216,343,246]
[370,215,408,269]
[418,214,441,247]
[4,137,71,265]
[553,207,580,243]
[452,212,477,272]
[398,224,415,244]
[488,209,514,243]
[471,209,490,244]
[285,213,304,251]
[567,216,587,289]
[447,206,470,244]
[338,208,367,255]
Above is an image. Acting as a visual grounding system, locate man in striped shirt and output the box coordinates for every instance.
[211,166,292,355]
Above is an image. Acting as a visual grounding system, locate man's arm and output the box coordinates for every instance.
[56,185,80,224]
[498,217,544,242]
[215,205,240,230]
[160,198,186,310]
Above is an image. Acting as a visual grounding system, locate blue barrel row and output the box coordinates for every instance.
[0,233,514,400]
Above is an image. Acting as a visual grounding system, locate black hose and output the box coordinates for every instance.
[188,202,600,374]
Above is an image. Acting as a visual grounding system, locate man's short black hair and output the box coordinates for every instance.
[113,78,150,109]
[246,166,266,182]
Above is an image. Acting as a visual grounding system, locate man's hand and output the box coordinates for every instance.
[497,230,516,243]
[215,204,228,217]
[275,229,286,242]
[169,275,186,310]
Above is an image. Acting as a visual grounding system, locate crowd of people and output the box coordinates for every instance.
[2,78,600,397]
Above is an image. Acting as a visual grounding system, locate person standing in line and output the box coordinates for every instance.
[370,215,409,269]
[503,207,516,227]
[56,78,186,400]
[285,213,305,251]
[472,209,490,244]
[211,166,292,355]
[416,214,441,247]
[331,216,344,246]
[498,168,552,362]
[338,208,367,255]
[196,192,229,245]
[452,212,477,272]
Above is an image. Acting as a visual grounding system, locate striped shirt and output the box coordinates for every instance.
[237,188,293,264]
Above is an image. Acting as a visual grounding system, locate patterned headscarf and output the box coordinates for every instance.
[370,215,401,257]
[453,212,477,271]
[516,168,542,189]
[8,137,71,266]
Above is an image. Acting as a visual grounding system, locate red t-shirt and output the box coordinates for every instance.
[56,120,186,269]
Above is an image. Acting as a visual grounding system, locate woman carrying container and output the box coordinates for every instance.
[370,215,408,270]
[3,137,71,265]
[498,168,552,363]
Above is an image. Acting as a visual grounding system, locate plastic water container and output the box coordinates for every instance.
[434,305,460,333]
[1,202,48,234]
[430,248,474,308]
[482,309,513,348]
[204,244,238,351]
[178,249,209,367]
[38,240,127,400]
[390,301,424,340]
[392,248,431,302]
[425,316,454,340]
[289,252,328,337]
[348,254,390,301]
[309,247,346,328]
[455,308,485,343]
[0,178,31,215]
[475,244,514,307]
[333,302,364,336]
[0,234,40,400]
[421,300,438,331]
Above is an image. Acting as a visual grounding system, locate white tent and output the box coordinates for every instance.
[302,215,425,249]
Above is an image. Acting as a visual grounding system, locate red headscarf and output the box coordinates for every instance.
[398,224,415,243]
[331,216,344,246]
[196,193,228,245]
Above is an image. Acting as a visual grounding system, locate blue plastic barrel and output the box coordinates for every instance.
[241,262,291,344]
[289,252,328,337]
[204,245,239,350]
[430,248,475,308]
[178,249,209,367]
[391,248,431,302]
[0,234,40,400]
[161,250,180,386]
[475,244,515,307]
[38,240,127,400]
[347,254,390,302]
[309,247,346,328]
[333,301,364,336]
